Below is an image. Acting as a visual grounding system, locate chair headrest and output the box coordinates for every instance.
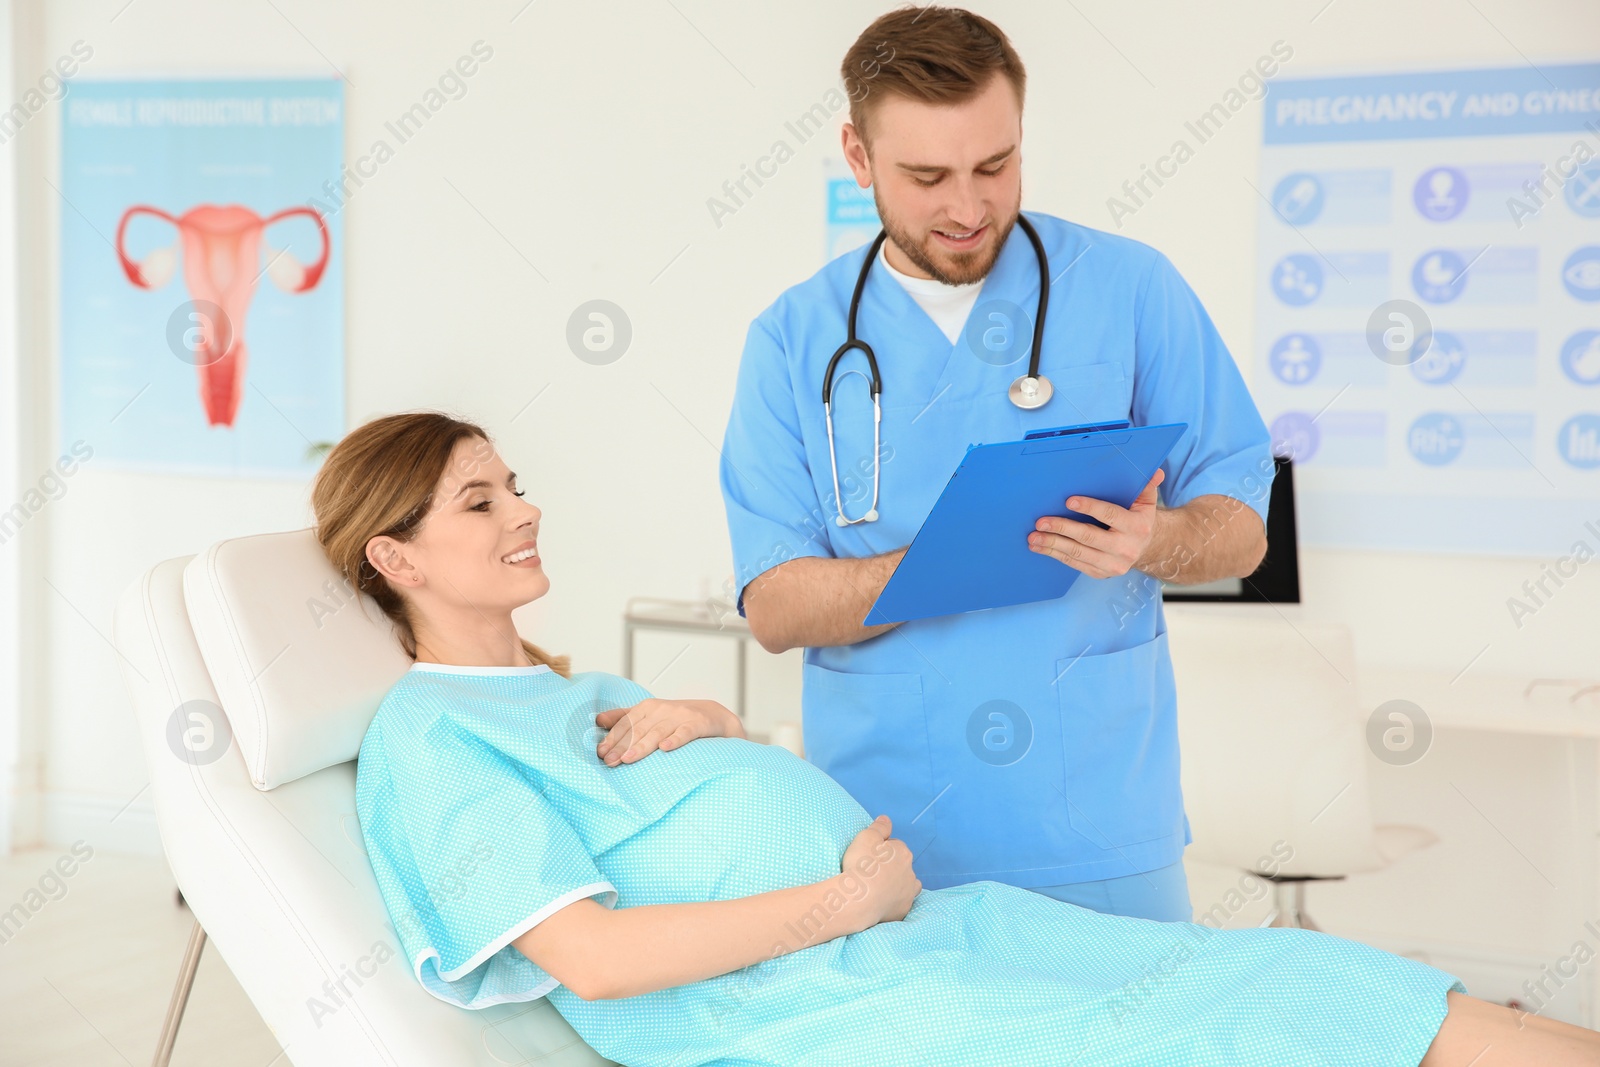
[182,527,412,790]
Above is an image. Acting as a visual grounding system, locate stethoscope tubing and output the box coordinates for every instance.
[823,213,1053,526]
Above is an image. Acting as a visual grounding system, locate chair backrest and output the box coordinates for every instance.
[1165,604,1388,879]
[180,527,410,789]
[112,529,614,1067]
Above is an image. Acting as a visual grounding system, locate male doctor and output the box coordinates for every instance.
[719,6,1273,922]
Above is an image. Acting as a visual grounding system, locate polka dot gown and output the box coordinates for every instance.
[356,664,1464,1067]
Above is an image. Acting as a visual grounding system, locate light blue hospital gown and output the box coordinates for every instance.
[356,663,1465,1067]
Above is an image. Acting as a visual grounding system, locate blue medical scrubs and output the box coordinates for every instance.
[718,211,1274,915]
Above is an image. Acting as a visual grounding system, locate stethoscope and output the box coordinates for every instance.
[823,213,1053,526]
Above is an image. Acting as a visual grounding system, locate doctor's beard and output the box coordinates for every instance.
[872,185,1020,286]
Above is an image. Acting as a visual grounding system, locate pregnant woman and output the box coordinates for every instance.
[318,411,1599,1067]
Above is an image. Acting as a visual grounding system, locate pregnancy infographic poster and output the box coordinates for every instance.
[60,78,344,479]
[1254,61,1600,556]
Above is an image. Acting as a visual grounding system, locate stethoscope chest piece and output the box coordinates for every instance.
[1008,374,1054,410]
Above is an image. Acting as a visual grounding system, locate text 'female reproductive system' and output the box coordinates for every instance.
[115,204,331,428]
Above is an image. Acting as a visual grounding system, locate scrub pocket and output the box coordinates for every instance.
[1013,360,1130,437]
[800,664,938,855]
[1055,628,1182,850]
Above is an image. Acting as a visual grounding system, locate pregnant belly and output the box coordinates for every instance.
[592,737,873,907]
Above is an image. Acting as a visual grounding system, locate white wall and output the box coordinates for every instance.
[0,0,18,857]
[7,0,1598,855]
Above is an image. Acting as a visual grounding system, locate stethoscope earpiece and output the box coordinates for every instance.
[823,215,1054,526]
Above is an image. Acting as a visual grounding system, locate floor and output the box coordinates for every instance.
[0,845,283,1067]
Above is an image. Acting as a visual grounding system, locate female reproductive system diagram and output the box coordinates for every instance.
[114,204,331,428]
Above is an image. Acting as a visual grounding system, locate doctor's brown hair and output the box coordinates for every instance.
[310,411,570,677]
[841,5,1026,150]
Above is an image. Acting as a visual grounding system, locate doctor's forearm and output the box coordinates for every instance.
[742,550,907,653]
[1136,494,1267,585]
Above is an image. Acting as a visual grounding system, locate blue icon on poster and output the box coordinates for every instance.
[1561,331,1600,385]
[1270,333,1321,384]
[1558,414,1600,469]
[1407,413,1465,465]
[1271,173,1324,225]
[1562,247,1600,302]
[1414,167,1468,221]
[1411,330,1465,385]
[1272,254,1324,306]
[1412,249,1469,303]
[1566,162,1600,218]
[1270,411,1319,462]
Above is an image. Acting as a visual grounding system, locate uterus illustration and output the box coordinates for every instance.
[115,204,331,427]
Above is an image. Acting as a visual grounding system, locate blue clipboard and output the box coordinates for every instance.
[864,420,1189,625]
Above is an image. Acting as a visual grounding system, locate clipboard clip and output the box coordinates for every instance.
[1022,420,1132,441]
[963,420,1135,455]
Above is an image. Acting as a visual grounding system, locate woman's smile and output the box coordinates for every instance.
[502,539,541,567]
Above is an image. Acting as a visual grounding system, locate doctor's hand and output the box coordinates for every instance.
[594,698,745,766]
[1028,468,1165,580]
[838,815,921,931]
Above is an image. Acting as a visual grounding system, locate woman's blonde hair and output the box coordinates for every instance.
[310,410,570,677]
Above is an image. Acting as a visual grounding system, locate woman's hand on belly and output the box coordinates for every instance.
[595,697,745,766]
[839,814,922,927]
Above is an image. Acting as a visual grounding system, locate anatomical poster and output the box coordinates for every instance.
[60,78,343,478]
[1254,61,1600,556]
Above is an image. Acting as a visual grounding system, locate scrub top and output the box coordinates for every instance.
[355,661,1464,1067]
[719,211,1276,891]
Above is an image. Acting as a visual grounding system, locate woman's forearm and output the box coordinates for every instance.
[517,872,871,1000]
[593,872,870,998]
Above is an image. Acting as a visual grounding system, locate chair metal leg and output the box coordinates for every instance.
[152,918,207,1067]
[1260,880,1320,931]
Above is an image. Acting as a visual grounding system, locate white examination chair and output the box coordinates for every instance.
[1166,604,1437,930]
[112,527,617,1067]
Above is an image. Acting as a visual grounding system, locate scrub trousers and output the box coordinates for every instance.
[1030,860,1193,922]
